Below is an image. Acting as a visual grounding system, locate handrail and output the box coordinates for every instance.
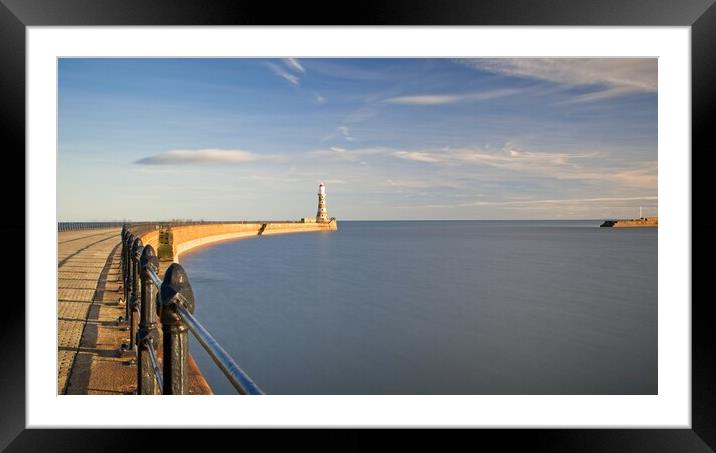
[146,267,163,288]
[175,301,264,395]
[59,219,314,232]
[146,337,164,392]
[145,267,263,394]
[121,225,264,395]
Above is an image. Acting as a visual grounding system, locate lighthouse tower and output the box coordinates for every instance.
[316,183,329,222]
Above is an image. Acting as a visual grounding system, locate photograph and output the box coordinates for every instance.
[57,57,658,396]
[3,0,709,446]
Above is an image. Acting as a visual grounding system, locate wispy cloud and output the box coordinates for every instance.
[560,86,635,104]
[135,148,272,165]
[392,145,656,190]
[384,178,467,190]
[283,58,305,73]
[459,58,657,102]
[563,162,658,188]
[338,126,355,141]
[322,125,357,142]
[412,196,658,210]
[393,145,592,168]
[305,60,391,81]
[266,62,300,86]
[313,91,326,104]
[384,89,522,105]
[393,151,443,163]
[308,146,389,161]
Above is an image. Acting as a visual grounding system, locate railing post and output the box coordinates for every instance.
[160,263,196,395]
[123,233,134,322]
[119,228,127,305]
[117,233,134,357]
[128,237,143,352]
[138,245,160,395]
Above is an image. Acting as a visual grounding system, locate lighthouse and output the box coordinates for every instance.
[316,183,329,222]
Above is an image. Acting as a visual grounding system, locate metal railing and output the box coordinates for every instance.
[58,222,128,231]
[58,220,316,232]
[120,224,264,395]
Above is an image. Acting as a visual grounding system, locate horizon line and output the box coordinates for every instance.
[57,218,653,223]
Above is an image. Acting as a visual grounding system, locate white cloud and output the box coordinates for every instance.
[393,146,590,168]
[385,178,465,190]
[266,62,300,86]
[564,162,658,188]
[414,196,658,210]
[283,58,305,73]
[322,125,357,142]
[384,89,522,105]
[560,86,635,104]
[392,145,656,190]
[393,151,442,163]
[459,58,657,101]
[135,148,268,165]
[463,58,656,90]
[308,146,389,161]
[313,91,326,104]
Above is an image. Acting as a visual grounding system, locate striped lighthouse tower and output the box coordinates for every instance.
[316,183,329,222]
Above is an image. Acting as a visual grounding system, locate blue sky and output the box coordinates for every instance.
[58,58,657,221]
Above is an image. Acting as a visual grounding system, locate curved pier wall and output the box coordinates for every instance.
[139,221,337,263]
[140,229,160,250]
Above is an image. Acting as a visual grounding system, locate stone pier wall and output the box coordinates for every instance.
[167,221,337,262]
[137,221,337,262]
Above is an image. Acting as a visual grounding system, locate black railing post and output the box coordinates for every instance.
[160,263,196,395]
[137,244,160,395]
[119,228,127,306]
[129,237,143,352]
[123,233,134,322]
[119,228,125,296]
[117,233,134,357]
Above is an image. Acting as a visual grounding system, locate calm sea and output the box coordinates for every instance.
[181,221,657,395]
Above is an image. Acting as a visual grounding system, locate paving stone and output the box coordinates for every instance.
[57,229,121,394]
[57,227,211,396]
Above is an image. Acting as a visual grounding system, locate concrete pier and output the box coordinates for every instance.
[57,228,127,394]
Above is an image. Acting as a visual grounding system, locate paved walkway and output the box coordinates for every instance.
[57,228,212,395]
[57,228,134,394]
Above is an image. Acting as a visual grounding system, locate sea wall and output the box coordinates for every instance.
[137,221,337,262]
[170,221,337,262]
[601,217,658,228]
[140,229,160,250]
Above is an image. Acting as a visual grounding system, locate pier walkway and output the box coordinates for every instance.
[57,228,131,394]
[57,227,212,394]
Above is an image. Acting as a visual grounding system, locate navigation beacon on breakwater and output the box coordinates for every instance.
[301,183,334,224]
[316,182,329,222]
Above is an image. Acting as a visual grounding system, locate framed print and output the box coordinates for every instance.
[5,0,714,450]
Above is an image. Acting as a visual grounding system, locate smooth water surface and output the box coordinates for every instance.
[182,221,657,395]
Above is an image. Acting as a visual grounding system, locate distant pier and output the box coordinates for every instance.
[600,217,658,228]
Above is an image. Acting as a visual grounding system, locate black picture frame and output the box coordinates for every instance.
[3,0,713,450]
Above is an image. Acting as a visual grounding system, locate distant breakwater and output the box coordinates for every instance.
[600,217,657,228]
